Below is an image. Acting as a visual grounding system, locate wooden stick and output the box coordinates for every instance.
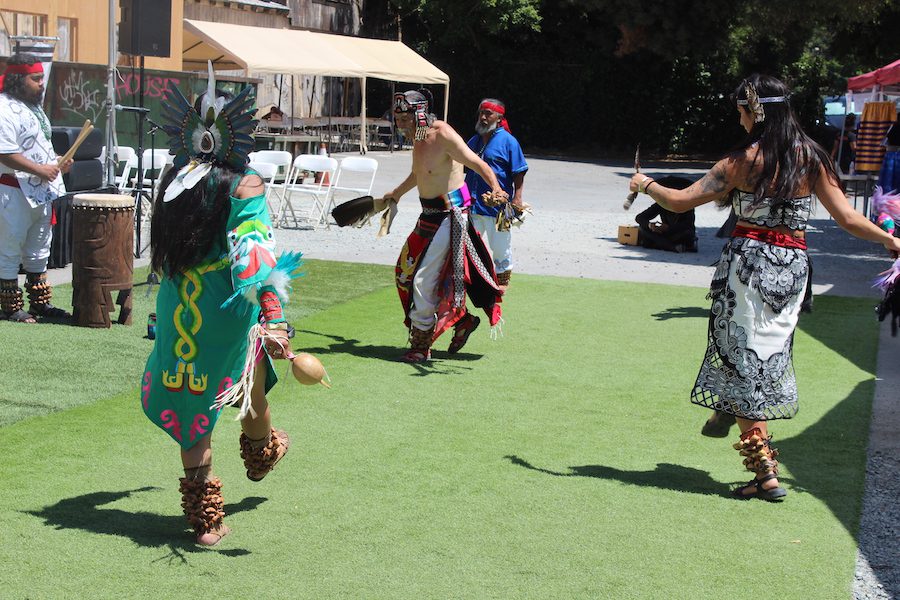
[59,120,93,164]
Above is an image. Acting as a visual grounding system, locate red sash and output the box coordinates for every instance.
[0,173,20,188]
[732,224,807,250]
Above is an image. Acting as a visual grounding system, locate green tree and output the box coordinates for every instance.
[363,0,900,157]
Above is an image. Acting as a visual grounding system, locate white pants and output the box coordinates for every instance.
[409,217,451,331]
[0,184,52,279]
[470,212,512,274]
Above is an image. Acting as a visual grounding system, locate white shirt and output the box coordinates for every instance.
[0,93,65,206]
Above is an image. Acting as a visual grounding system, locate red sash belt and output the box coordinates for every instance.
[0,173,20,188]
[732,224,807,249]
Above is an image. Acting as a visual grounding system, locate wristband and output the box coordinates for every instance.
[259,289,284,323]
[265,321,295,338]
[644,180,656,194]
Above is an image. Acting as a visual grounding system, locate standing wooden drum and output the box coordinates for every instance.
[71,194,135,328]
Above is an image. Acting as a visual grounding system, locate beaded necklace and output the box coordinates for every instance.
[26,104,51,141]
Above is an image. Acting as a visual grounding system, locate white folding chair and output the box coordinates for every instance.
[116,150,138,193]
[277,154,337,229]
[135,149,169,223]
[248,161,279,215]
[248,150,293,213]
[325,156,379,226]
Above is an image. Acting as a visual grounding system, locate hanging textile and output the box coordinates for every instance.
[856,101,897,172]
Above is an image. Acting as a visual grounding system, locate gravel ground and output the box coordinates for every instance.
[78,150,900,596]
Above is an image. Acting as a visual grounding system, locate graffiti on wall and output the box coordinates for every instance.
[58,70,105,123]
[115,73,180,100]
[47,64,256,150]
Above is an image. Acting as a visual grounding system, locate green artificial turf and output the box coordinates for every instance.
[0,260,393,426]
[0,262,879,598]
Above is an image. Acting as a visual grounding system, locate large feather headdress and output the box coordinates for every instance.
[161,61,257,202]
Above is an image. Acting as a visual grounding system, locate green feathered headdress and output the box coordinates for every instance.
[161,61,257,202]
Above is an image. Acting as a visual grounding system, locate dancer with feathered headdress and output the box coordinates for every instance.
[141,63,305,546]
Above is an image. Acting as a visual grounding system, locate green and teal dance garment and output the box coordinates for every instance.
[141,190,302,449]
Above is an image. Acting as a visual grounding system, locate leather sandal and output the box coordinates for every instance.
[240,428,290,482]
[401,348,431,363]
[3,309,37,323]
[29,303,72,321]
[448,313,480,354]
[179,475,229,545]
[732,473,787,502]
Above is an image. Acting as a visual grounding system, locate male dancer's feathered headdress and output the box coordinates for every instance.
[394,89,435,141]
[161,61,257,201]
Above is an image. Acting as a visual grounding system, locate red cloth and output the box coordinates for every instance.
[732,224,807,249]
[479,101,511,133]
[0,61,44,90]
[0,174,20,188]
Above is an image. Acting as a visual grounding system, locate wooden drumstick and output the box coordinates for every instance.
[59,120,93,164]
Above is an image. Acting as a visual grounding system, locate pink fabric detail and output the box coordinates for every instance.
[141,371,151,409]
[160,410,183,441]
[189,414,210,442]
[217,376,234,396]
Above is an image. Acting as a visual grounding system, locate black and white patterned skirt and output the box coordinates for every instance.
[691,237,809,420]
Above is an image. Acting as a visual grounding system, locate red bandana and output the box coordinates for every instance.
[0,62,44,91]
[479,101,510,133]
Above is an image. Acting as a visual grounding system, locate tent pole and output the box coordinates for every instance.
[328,76,333,154]
[443,83,449,122]
[104,0,117,186]
[390,81,395,154]
[360,76,367,154]
[837,106,847,171]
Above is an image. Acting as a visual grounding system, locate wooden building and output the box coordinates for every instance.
[1,1,362,71]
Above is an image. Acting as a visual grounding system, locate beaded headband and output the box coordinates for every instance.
[736,82,788,123]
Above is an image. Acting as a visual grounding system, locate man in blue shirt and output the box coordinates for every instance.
[465,98,528,290]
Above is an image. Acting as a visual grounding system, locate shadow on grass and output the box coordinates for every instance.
[652,306,708,320]
[505,455,731,497]
[296,329,481,376]
[25,487,268,558]
[506,380,873,530]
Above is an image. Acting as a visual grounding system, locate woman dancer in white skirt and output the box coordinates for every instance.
[629,73,900,501]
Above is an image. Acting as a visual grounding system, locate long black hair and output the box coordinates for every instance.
[150,89,243,277]
[729,74,837,206]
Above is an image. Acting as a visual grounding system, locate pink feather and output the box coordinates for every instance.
[873,258,900,292]
[870,186,900,221]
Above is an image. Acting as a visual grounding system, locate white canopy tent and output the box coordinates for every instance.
[182,19,450,152]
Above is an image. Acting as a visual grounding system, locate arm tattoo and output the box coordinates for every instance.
[695,165,729,195]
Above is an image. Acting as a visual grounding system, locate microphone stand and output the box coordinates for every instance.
[139,117,164,258]
[131,56,152,258]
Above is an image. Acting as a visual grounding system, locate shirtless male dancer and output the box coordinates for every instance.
[383,89,506,363]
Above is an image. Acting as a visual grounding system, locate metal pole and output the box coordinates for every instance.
[327,76,332,154]
[390,81,395,153]
[105,0,117,186]
[134,56,146,258]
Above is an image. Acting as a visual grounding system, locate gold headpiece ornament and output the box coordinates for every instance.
[736,82,788,124]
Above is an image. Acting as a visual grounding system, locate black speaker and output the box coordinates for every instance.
[51,126,104,160]
[119,0,172,57]
[63,159,104,193]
